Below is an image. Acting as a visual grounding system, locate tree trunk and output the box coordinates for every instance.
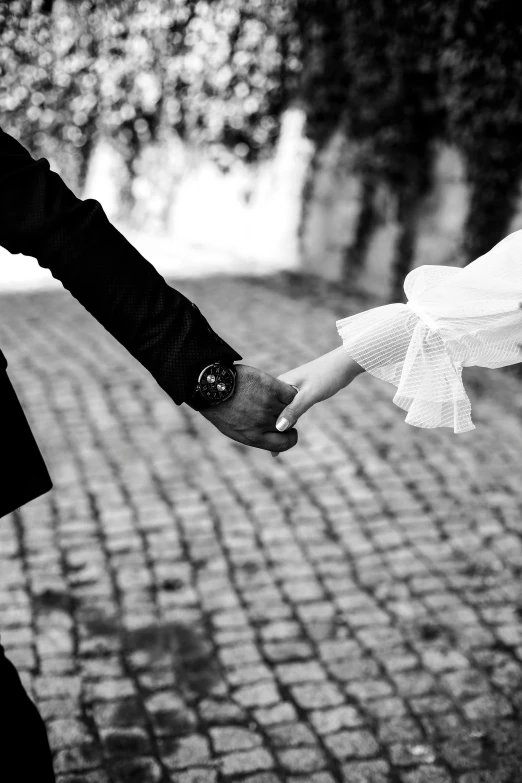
[389,191,418,303]
[341,175,377,287]
[462,164,521,264]
[77,126,96,195]
[297,145,321,247]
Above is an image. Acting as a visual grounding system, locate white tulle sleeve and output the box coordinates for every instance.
[336,230,522,433]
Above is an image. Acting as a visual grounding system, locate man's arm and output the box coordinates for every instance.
[0,128,297,452]
[0,127,240,404]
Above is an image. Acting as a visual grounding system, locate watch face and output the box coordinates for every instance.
[198,363,236,404]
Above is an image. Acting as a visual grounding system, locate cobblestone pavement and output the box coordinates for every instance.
[2,275,522,783]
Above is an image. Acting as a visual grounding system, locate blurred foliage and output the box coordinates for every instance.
[0,0,301,191]
[296,0,522,288]
[294,0,347,153]
[2,0,522,282]
[296,0,445,296]
[343,1,444,199]
[441,0,522,262]
[344,0,444,298]
[291,0,348,251]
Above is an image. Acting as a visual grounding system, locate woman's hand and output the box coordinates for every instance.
[275,347,364,434]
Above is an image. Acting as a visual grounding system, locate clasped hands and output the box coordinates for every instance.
[202,348,363,455]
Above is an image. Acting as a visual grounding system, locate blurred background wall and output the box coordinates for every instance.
[2,0,522,299]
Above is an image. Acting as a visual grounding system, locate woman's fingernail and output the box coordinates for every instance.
[276,418,289,432]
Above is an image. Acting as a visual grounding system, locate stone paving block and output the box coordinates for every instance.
[400,768,453,783]
[220,747,275,776]
[377,716,424,745]
[34,675,82,701]
[344,678,395,701]
[291,682,345,709]
[92,697,146,729]
[282,579,325,602]
[249,603,293,623]
[99,726,152,757]
[227,663,273,687]
[308,705,365,734]
[316,639,364,661]
[275,661,327,685]
[56,772,110,783]
[233,681,280,708]
[440,735,484,771]
[265,721,317,747]
[253,701,299,726]
[110,757,163,783]
[461,693,513,721]
[175,770,218,783]
[47,718,91,750]
[214,627,255,645]
[341,759,391,783]
[365,696,408,720]
[53,743,104,775]
[410,694,456,719]
[87,678,136,702]
[263,640,314,662]
[489,657,522,693]
[382,653,420,673]
[419,713,465,740]
[327,658,381,682]
[323,729,380,761]
[440,670,490,701]
[210,726,263,753]
[39,698,83,721]
[276,746,328,774]
[389,742,438,767]
[421,649,469,673]
[259,621,302,642]
[392,672,438,698]
[199,697,247,725]
[145,691,197,734]
[456,773,512,783]
[219,643,263,667]
[163,735,211,769]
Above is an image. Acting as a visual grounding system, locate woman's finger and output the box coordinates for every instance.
[275,386,315,432]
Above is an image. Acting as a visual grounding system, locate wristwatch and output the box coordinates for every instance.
[190,362,238,410]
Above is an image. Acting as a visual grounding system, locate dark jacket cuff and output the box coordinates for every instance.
[164,302,242,405]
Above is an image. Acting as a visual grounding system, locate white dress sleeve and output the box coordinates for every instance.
[336,230,522,433]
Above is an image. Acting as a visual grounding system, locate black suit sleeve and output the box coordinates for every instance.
[0,128,242,404]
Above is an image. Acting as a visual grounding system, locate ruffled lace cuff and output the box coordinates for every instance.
[337,236,522,432]
[337,249,522,433]
[336,301,473,433]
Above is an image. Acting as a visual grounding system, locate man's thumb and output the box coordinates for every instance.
[275,390,310,432]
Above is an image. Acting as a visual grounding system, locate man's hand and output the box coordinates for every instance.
[200,364,298,453]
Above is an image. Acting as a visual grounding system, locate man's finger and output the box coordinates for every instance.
[275,378,299,406]
[262,428,298,453]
